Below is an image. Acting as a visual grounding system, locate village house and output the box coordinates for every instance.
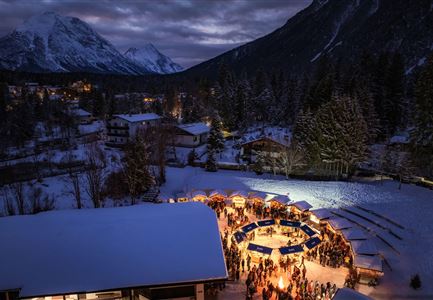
[174,122,210,147]
[71,108,93,125]
[240,130,291,163]
[105,113,161,147]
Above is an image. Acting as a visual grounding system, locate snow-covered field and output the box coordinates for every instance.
[160,167,433,300]
[1,165,432,299]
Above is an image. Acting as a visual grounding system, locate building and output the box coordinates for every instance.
[240,135,290,163]
[106,113,161,147]
[71,108,93,124]
[0,203,227,300]
[174,122,210,147]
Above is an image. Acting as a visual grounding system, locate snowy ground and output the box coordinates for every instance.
[160,167,433,300]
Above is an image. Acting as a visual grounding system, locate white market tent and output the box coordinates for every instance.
[310,208,333,220]
[353,254,383,272]
[268,195,291,205]
[209,189,228,198]
[0,203,228,298]
[332,288,372,300]
[340,227,368,241]
[350,240,379,256]
[249,191,268,200]
[230,190,249,199]
[290,200,312,211]
[328,217,353,230]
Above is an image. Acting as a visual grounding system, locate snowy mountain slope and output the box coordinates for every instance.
[185,0,433,76]
[124,44,183,74]
[0,12,181,75]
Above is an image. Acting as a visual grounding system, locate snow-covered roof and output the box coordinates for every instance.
[249,191,268,200]
[176,123,210,135]
[290,200,312,211]
[340,227,368,241]
[114,113,161,123]
[72,108,91,117]
[191,190,207,198]
[310,208,333,220]
[268,195,291,205]
[0,203,227,297]
[353,254,383,272]
[209,189,228,198]
[350,240,378,256]
[240,127,291,148]
[389,133,410,144]
[230,190,249,198]
[333,288,372,300]
[327,217,353,230]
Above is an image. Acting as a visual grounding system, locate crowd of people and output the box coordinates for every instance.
[206,198,351,300]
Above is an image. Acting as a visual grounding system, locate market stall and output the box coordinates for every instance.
[327,217,353,233]
[350,240,378,256]
[176,192,189,203]
[309,208,333,229]
[190,190,208,202]
[340,227,368,241]
[229,190,248,207]
[353,254,384,284]
[267,195,290,209]
[247,243,273,263]
[208,189,228,202]
[289,200,312,221]
[248,191,267,206]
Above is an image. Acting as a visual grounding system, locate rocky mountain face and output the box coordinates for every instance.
[124,44,183,74]
[0,12,182,75]
[184,0,433,77]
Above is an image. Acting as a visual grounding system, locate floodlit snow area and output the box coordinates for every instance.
[160,167,433,299]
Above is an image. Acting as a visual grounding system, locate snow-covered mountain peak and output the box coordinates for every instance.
[0,12,181,75]
[124,44,183,74]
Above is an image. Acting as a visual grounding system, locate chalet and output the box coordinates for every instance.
[106,113,161,147]
[174,123,210,147]
[71,108,93,124]
[240,132,290,163]
[0,203,227,300]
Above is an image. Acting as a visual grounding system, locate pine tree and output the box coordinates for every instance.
[187,148,199,166]
[411,55,433,177]
[207,114,225,153]
[253,151,266,175]
[205,149,218,172]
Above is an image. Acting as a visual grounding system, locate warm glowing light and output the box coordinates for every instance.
[278,276,284,290]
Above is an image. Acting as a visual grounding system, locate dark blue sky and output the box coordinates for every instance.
[0,0,311,68]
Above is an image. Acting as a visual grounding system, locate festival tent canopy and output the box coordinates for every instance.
[328,217,353,230]
[191,190,207,198]
[247,243,273,255]
[290,201,313,212]
[241,222,259,233]
[350,240,379,256]
[0,203,228,298]
[353,255,383,272]
[268,195,291,205]
[310,208,333,220]
[279,245,304,255]
[208,189,228,198]
[257,219,275,227]
[304,237,322,249]
[300,224,317,237]
[332,288,372,300]
[340,227,368,241]
[248,191,268,200]
[234,231,247,244]
[229,190,249,198]
[280,220,301,227]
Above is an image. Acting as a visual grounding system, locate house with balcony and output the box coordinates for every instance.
[174,122,210,147]
[106,113,161,147]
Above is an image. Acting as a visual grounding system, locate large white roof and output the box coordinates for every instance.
[333,288,372,300]
[0,203,227,297]
[353,254,383,272]
[114,113,161,123]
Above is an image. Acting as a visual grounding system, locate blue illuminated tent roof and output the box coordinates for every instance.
[233,231,247,244]
[304,237,321,249]
[290,201,312,212]
[247,243,273,255]
[280,220,301,227]
[241,222,258,233]
[257,219,275,227]
[279,245,303,255]
[300,224,316,237]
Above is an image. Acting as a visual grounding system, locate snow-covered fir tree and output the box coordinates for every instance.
[205,149,218,172]
[207,114,225,153]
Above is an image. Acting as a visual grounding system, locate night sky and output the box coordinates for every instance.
[0,0,311,68]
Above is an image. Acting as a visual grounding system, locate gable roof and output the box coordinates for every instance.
[176,123,210,135]
[114,113,161,123]
[0,203,227,297]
